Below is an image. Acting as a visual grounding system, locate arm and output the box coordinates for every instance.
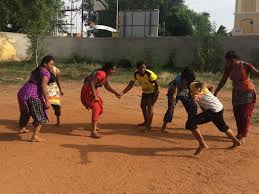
[55,71,63,95]
[41,76,51,109]
[153,80,159,94]
[250,66,259,78]
[121,81,135,95]
[214,70,229,96]
[104,81,119,96]
[89,79,99,102]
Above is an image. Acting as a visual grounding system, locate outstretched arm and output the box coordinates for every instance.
[104,81,120,97]
[214,71,229,96]
[120,81,135,95]
[251,66,259,78]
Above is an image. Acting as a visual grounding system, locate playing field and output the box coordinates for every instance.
[0,82,259,194]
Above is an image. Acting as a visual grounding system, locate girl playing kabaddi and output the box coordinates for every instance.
[81,62,120,138]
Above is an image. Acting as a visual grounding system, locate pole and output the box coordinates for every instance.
[81,0,84,37]
[116,0,119,31]
[70,0,74,36]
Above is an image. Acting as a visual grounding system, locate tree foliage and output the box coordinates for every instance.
[0,0,63,64]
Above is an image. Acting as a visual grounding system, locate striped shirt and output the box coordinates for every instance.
[197,88,223,113]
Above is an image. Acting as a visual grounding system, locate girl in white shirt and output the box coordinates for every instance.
[187,81,241,155]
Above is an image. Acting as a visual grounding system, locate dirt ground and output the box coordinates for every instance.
[0,82,259,194]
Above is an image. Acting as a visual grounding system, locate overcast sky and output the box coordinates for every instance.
[184,0,236,32]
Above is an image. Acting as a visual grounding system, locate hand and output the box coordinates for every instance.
[45,101,51,109]
[152,92,159,104]
[115,92,121,98]
[94,96,100,102]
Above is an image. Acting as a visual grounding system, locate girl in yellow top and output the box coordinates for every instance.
[120,60,159,131]
[47,66,63,126]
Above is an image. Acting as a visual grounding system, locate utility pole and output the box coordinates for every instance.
[81,0,84,37]
[70,0,73,36]
[116,0,119,31]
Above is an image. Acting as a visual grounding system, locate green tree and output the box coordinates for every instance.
[0,0,23,32]
[191,12,224,72]
[0,0,63,65]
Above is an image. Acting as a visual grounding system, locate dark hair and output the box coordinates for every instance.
[194,81,203,90]
[101,62,115,73]
[225,50,240,60]
[136,60,145,68]
[181,67,196,85]
[40,55,55,67]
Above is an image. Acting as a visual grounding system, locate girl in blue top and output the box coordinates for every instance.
[161,67,197,132]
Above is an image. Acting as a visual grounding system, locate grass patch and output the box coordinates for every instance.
[0,61,259,91]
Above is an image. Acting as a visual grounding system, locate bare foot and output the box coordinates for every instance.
[18,128,30,134]
[56,123,61,127]
[90,132,101,139]
[239,137,246,144]
[140,129,149,133]
[137,123,146,127]
[31,136,46,142]
[194,145,209,155]
[228,141,241,149]
[161,128,169,133]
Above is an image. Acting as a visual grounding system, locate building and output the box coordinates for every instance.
[233,0,259,35]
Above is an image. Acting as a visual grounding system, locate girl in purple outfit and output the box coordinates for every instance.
[18,55,55,142]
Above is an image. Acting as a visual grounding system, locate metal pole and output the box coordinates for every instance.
[71,0,73,36]
[81,0,84,37]
[116,0,119,31]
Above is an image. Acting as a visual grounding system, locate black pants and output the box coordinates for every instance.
[52,104,61,117]
[186,109,229,132]
[141,92,159,107]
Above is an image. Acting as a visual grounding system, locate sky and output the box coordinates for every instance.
[184,0,236,32]
[64,0,237,33]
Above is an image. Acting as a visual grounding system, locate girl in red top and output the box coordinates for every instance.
[81,62,120,138]
[215,51,259,143]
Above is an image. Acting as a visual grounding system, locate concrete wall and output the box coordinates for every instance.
[42,36,194,67]
[0,32,30,61]
[2,32,259,68]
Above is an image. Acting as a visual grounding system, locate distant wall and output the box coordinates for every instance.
[0,32,30,61]
[42,36,259,67]
[2,32,259,68]
[42,36,194,67]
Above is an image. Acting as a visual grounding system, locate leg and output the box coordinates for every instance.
[146,92,159,130]
[146,104,154,130]
[211,110,241,148]
[28,98,48,142]
[139,94,148,126]
[90,102,102,138]
[240,101,255,139]
[186,111,212,155]
[19,111,30,133]
[31,123,45,142]
[233,105,242,138]
[225,129,241,148]
[191,129,209,155]
[52,105,61,126]
[162,95,175,132]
